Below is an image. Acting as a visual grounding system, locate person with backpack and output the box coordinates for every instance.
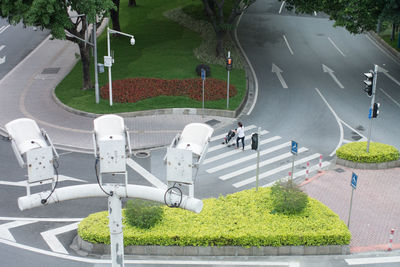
[235,122,245,150]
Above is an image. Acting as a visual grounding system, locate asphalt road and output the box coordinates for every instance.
[0,18,49,80]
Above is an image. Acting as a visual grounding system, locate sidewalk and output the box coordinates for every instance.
[0,36,235,152]
[301,166,400,253]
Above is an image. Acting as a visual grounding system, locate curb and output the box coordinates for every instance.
[335,157,400,170]
[71,235,350,256]
[368,31,400,61]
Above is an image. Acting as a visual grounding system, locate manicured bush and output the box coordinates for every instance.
[270,180,308,215]
[78,188,350,247]
[336,141,399,163]
[100,77,237,103]
[125,199,163,229]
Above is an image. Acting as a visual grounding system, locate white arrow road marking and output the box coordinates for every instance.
[0,56,5,65]
[0,220,37,242]
[322,64,344,89]
[0,175,87,187]
[272,63,288,88]
[41,222,79,254]
[378,66,400,87]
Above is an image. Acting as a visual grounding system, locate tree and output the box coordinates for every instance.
[201,0,256,57]
[281,0,400,34]
[110,0,121,31]
[128,0,137,7]
[0,0,115,90]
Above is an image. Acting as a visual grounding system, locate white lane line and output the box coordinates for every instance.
[283,35,294,55]
[279,1,286,14]
[0,175,87,187]
[0,220,37,242]
[208,130,269,153]
[220,147,308,181]
[366,35,400,66]
[380,88,400,109]
[204,136,282,165]
[233,153,321,188]
[210,125,257,142]
[379,66,400,87]
[0,25,10,34]
[263,161,330,187]
[314,11,317,16]
[41,222,79,254]
[0,45,5,51]
[315,88,344,156]
[346,256,400,265]
[235,13,259,116]
[339,120,367,141]
[0,217,82,222]
[126,158,167,190]
[328,37,346,57]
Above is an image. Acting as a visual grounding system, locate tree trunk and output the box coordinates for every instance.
[128,0,136,7]
[216,31,225,57]
[78,42,92,90]
[111,0,121,31]
[391,23,396,41]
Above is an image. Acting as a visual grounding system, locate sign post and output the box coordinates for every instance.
[201,68,206,118]
[255,127,261,191]
[348,172,358,228]
[226,51,233,109]
[290,140,298,180]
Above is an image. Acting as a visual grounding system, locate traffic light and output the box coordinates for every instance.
[226,57,233,71]
[372,102,380,118]
[251,133,258,150]
[363,72,374,97]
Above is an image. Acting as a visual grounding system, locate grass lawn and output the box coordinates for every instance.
[55,0,246,114]
[379,24,400,53]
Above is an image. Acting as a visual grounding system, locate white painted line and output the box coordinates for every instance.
[204,136,282,165]
[314,11,317,16]
[233,153,321,188]
[126,158,167,190]
[41,222,79,254]
[0,45,5,51]
[379,66,400,87]
[315,88,344,156]
[283,35,294,55]
[210,125,257,142]
[263,161,330,187]
[380,88,400,109]
[208,130,269,153]
[220,147,308,180]
[328,37,346,57]
[366,35,400,66]
[0,25,10,34]
[342,139,352,144]
[0,175,86,187]
[0,217,82,222]
[279,1,286,14]
[0,236,297,265]
[235,13,259,115]
[322,64,344,89]
[272,63,288,88]
[346,256,400,265]
[0,220,37,242]
[339,119,367,141]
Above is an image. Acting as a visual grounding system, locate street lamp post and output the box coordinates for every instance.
[105,27,135,106]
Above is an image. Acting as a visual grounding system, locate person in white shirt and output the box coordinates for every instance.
[235,122,245,150]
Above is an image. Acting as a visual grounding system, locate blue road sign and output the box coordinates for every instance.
[351,172,358,189]
[291,140,298,155]
[201,68,206,81]
[368,108,372,119]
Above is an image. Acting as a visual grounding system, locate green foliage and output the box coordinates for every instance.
[125,199,163,229]
[336,142,399,163]
[78,188,351,247]
[270,180,308,215]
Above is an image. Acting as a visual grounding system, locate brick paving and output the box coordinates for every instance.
[302,166,400,252]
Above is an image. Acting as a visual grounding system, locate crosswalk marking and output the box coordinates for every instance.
[204,136,282,165]
[207,141,290,173]
[233,153,321,188]
[263,161,330,187]
[219,147,308,180]
[208,130,269,153]
[210,125,258,142]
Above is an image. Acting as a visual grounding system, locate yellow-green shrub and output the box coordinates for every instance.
[336,142,399,163]
[78,188,350,247]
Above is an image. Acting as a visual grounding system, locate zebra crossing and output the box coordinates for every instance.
[202,125,330,189]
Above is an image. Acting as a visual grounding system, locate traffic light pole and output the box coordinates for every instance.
[226,51,231,109]
[256,127,260,192]
[366,64,378,152]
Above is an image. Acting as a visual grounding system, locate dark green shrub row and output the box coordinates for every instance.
[336,142,399,163]
[78,188,350,247]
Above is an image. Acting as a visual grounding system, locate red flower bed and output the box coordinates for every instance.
[100,77,237,103]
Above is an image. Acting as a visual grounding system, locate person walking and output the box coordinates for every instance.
[235,122,245,150]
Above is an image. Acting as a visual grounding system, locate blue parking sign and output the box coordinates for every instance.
[201,68,206,81]
[291,140,298,155]
[351,172,358,189]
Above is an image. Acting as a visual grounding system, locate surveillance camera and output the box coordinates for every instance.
[130,37,135,46]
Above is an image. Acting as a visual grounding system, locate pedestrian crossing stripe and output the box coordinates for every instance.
[219,147,308,180]
[210,125,258,142]
[207,130,269,153]
[204,136,282,165]
[233,153,321,188]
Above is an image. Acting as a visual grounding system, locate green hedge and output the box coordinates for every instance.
[336,142,399,163]
[78,188,350,247]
